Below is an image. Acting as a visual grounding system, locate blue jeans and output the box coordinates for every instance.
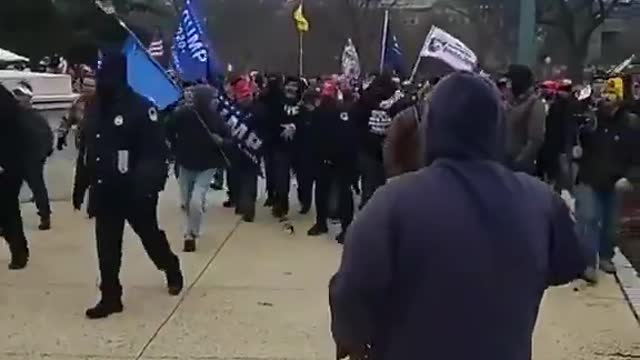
[178,167,216,239]
[574,184,620,266]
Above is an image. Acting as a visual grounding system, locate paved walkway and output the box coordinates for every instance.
[2,184,640,360]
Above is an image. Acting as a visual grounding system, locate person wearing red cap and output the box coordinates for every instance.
[225,76,267,222]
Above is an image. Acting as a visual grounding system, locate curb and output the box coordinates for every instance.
[613,248,640,323]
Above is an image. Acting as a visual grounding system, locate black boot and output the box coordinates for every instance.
[307,223,328,236]
[264,197,274,207]
[223,199,235,208]
[336,231,346,244]
[183,238,196,253]
[38,216,51,231]
[85,297,124,319]
[8,248,29,270]
[165,267,184,296]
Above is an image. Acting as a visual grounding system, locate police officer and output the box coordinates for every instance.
[82,51,184,319]
[0,84,30,270]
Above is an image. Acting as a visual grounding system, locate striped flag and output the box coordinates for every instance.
[148,37,164,58]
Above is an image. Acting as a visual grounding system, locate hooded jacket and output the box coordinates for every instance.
[166,85,232,171]
[329,72,587,360]
[84,52,169,199]
[0,85,29,204]
[505,89,546,173]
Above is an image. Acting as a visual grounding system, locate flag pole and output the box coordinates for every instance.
[298,31,304,77]
[379,8,390,73]
[409,26,435,82]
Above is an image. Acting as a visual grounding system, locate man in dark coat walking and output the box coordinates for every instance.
[329,72,588,360]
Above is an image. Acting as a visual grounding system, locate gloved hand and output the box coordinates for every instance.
[280,123,296,141]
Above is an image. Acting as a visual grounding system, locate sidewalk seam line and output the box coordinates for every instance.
[613,248,640,325]
[134,218,243,360]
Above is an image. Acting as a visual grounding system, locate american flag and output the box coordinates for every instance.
[148,37,164,58]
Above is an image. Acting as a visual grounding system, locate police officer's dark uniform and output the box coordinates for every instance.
[83,52,183,319]
[0,85,30,270]
[306,88,357,243]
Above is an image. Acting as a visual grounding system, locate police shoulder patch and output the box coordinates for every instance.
[148,107,158,122]
[340,112,349,121]
[114,115,124,126]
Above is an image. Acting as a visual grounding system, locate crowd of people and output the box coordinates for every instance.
[1,49,639,357]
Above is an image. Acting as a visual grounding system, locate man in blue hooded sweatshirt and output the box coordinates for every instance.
[329,72,588,360]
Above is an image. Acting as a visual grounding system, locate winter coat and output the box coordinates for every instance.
[505,89,546,173]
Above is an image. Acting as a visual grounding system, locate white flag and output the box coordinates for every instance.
[341,38,361,82]
[419,26,477,72]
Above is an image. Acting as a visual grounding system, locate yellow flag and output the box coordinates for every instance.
[293,3,309,32]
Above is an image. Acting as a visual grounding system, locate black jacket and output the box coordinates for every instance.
[309,99,357,169]
[83,87,169,198]
[166,87,232,171]
[577,107,640,191]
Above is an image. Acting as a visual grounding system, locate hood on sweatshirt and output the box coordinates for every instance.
[424,72,505,165]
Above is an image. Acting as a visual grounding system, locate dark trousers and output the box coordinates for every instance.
[228,161,258,219]
[359,151,386,208]
[314,161,354,230]
[272,149,292,215]
[1,176,28,256]
[264,151,276,201]
[295,156,314,210]
[24,160,51,218]
[94,193,179,298]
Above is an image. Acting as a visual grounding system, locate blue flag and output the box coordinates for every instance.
[122,35,181,110]
[384,33,408,79]
[171,0,222,83]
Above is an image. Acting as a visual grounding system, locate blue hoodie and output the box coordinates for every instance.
[329,72,588,360]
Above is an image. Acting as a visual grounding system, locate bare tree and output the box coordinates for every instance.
[537,0,622,79]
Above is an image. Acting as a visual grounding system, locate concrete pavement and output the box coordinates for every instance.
[1,182,640,359]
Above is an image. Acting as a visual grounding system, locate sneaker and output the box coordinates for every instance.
[8,249,29,270]
[307,223,328,236]
[38,216,51,231]
[165,268,184,296]
[85,298,124,319]
[599,259,616,274]
[183,239,196,253]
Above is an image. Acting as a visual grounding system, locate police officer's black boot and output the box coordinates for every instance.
[6,234,29,270]
[86,293,123,320]
[165,266,184,296]
[8,247,29,270]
